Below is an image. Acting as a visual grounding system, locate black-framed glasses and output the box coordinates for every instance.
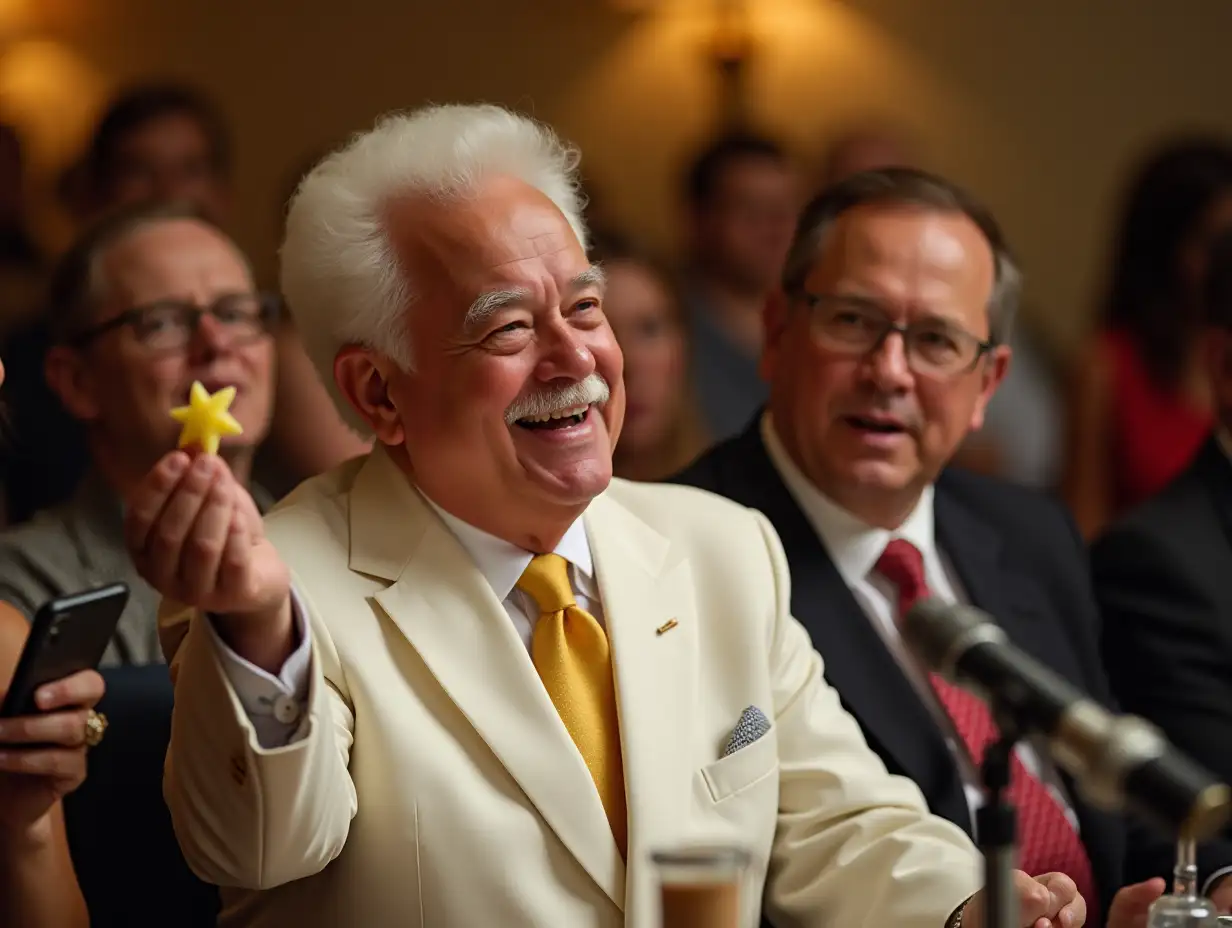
[67,292,281,353]
[795,291,994,379]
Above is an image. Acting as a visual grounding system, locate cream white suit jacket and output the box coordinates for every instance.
[159,447,982,927]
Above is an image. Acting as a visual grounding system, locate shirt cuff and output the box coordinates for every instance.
[1202,865,1232,898]
[205,589,313,748]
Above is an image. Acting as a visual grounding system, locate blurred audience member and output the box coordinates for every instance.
[70,83,232,224]
[0,127,52,524]
[681,132,799,440]
[254,150,371,498]
[1065,137,1232,537]
[48,87,363,509]
[1092,226,1232,793]
[0,203,276,665]
[2,85,235,523]
[0,124,46,329]
[591,234,707,480]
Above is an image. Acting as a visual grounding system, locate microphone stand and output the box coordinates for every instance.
[978,707,1020,928]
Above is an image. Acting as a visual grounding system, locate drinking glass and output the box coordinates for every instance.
[651,845,750,928]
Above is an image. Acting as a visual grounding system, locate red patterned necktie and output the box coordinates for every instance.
[876,538,1098,920]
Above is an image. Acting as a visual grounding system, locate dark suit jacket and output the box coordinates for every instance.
[673,418,1206,918]
[1093,436,1232,792]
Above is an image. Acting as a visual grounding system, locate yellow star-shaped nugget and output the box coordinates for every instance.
[170,381,244,455]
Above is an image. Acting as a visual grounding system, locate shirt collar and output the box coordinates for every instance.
[421,494,594,602]
[760,412,936,586]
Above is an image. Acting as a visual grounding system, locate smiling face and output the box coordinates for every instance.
[762,203,1009,527]
[366,176,625,548]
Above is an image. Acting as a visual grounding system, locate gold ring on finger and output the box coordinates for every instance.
[83,709,108,749]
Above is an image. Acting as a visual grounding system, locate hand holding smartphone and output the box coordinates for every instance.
[0,582,129,718]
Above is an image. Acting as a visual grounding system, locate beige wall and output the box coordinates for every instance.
[3,0,1232,355]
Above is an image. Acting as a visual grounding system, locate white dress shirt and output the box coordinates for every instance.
[760,413,1078,836]
[208,490,600,747]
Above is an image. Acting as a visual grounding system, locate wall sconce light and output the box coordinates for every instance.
[605,0,756,133]
[710,0,754,131]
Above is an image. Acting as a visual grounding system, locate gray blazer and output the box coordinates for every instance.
[0,472,273,667]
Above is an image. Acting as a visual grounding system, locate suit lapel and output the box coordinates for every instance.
[933,483,1060,671]
[716,425,969,827]
[584,491,694,904]
[352,450,625,909]
[934,488,1020,635]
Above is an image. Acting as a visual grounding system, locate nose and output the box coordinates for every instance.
[186,311,230,361]
[536,319,596,383]
[861,329,914,392]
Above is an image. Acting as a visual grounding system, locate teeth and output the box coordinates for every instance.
[520,405,588,424]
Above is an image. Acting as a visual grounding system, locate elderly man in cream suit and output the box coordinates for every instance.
[123,104,1085,928]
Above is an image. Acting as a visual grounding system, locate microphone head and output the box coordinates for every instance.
[901,598,1003,677]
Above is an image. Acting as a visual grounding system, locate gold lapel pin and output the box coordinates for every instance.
[656,618,678,636]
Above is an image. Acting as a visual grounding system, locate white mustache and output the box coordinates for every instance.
[505,373,610,424]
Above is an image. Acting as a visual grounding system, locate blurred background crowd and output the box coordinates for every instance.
[3,0,1232,539]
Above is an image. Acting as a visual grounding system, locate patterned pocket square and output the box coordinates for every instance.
[722,705,771,757]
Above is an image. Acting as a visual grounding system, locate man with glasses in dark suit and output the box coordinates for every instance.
[0,201,278,666]
[674,168,1232,927]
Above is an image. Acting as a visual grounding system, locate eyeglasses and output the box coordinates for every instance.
[67,292,281,353]
[796,291,994,379]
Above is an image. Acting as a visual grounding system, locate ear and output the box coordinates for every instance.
[967,344,1012,432]
[333,345,405,447]
[758,289,791,382]
[44,345,102,421]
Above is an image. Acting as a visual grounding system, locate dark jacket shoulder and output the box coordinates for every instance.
[1093,450,1215,562]
[936,467,1085,559]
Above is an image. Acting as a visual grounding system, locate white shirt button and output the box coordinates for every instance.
[272,694,301,725]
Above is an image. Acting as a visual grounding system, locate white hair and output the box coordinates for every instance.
[279,103,589,433]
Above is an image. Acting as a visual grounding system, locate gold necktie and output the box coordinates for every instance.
[518,553,627,857]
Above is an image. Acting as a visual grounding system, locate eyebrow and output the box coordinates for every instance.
[462,266,608,330]
[570,265,607,295]
[463,287,530,329]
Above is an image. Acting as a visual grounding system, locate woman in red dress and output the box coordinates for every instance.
[1065,137,1232,537]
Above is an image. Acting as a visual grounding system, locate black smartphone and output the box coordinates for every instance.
[0,582,130,718]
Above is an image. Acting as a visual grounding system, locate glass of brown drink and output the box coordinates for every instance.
[651,845,751,928]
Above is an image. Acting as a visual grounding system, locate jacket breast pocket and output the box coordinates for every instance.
[699,725,779,803]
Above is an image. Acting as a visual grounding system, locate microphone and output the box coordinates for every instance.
[902,598,1232,840]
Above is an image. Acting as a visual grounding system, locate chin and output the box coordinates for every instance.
[528,458,613,506]
[845,459,918,494]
